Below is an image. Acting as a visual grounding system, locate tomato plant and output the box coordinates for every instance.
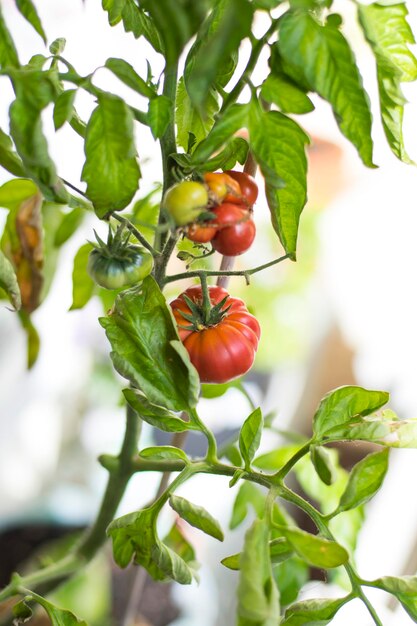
[0,1,416,625]
[170,285,260,383]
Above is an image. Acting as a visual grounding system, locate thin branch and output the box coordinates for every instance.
[112,214,156,255]
[164,253,291,285]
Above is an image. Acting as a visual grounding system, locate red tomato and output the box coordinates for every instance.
[170,285,260,383]
[225,170,258,206]
[211,203,256,256]
[186,221,218,243]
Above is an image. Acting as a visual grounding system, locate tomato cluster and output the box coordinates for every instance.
[170,285,260,384]
[164,170,258,256]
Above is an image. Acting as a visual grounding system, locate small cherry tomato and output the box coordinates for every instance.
[225,170,258,206]
[163,181,208,226]
[87,244,154,290]
[186,221,218,243]
[211,203,256,256]
[170,285,260,383]
[204,172,242,204]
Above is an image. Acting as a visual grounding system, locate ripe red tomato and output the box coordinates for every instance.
[225,170,258,206]
[170,285,260,383]
[186,221,218,243]
[211,203,256,256]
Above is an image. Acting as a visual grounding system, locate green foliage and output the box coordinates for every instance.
[370,575,417,620]
[175,76,219,151]
[139,445,189,462]
[249,103,309,258]
[276,526,348,569]
[237,519,280,625]
[53,90,77,131]
[169,495,224,541]
[358,2,417,163]
[313,385,389,439]
[15,0,47,43]
[124,387,193,432]
[105,57,156,98]
[0,248,21,310]
[0,5,20,69]
[310,445,336,486]
[81,93,140,217]
[100,276,200,411]
[260,73,314,115]
[279,11,375,167]
[281,596,348,625]
[70,243,95,310]
[336,449,389,514]
[13,592,88,625]
[239,407,263,470]
[148,95,173,139]
[0,128,25,177]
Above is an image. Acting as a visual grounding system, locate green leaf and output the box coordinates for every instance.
[331,414,417,448]
[169,495,224,541]
[358,2,417,163]
[371,575,417,620]
[237,519,280,625]
[32,594,87,625]
[313,385,389,439]
[120,0,164,53]
[336,449,389,514]
[260,74,314,115]
[108,506,193,583]
[189,136,249,173]
[54,208,85,247]
[123,387,193,432]
[280,526,348,568]
[12,599,33,623]
[176,77,218,152]
[81,92,140,218]
[239,407,263,469]
[15,0,47,43]
[129,185,161,244]
[191,102,249,163]
[8,73,68,203]
[222,538,293,571]
[139,445,189,462]
[230,481,266,530]
[100,276,199,411]
[49,37,66,55]
[273,557,309,608]
[249,104,309,258]
[185,0,254,110]
[0,248,21,310]
[0,5,20,69]
[164,522,196,566]
[279,11,375,167]
[142,0,206,62]
[254,445,302,471]
[53,89,77,131]
[148,95,173,139]
[281,596,348,625]
[310,445,336,486]
[70,243,95,310]
[0,128,25,177]
[105,57,156,98]
[151,541,193,584]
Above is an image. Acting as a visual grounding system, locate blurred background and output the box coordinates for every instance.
[0,1,417,625]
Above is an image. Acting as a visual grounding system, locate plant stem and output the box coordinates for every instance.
[76,402,141,560]
[190,409,218,463]
[199,273,212,322]
[112,214,156,255]
[164,253,291,285]
[221,19,278,113]
[273,441,312,482]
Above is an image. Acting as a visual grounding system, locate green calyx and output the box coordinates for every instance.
[90,224,141,261]
[179,294,231,330]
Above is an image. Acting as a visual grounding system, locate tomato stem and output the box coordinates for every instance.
[112,214,156,255]
[199,273,212,325]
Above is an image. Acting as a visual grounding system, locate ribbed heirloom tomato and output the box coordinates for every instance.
[170,285,260,384]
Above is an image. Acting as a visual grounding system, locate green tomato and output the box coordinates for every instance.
[87,245,154,290]
[163,181,208,226]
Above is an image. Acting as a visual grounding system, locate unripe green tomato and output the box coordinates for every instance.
[163,181,209,226]
[87,245,154,290]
